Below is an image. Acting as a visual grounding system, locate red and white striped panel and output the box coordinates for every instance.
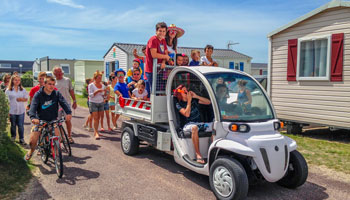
[124,99,151,110]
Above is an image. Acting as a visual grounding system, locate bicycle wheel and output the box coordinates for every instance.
[39,134,49,164]
[53,139,64,178]
[59,125,71,156]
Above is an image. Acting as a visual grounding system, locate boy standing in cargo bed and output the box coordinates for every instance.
[145,22,170,94]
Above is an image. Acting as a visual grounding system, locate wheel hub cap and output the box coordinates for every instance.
[122,132,131,152]
[213,166,234,197]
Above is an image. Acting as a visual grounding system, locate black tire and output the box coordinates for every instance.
[209,157,249,200]
[121,127,139,155]
[287,123,302,135]
[59,126,72,156]
[277,150,308,188]
[40,135,49,164]
[53,140,64,178]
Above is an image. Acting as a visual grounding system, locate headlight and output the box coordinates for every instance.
[229,123,250,133]
[274,121,284,130]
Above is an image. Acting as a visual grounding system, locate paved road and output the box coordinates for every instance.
[17,107,350,200]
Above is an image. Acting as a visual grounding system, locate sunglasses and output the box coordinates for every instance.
[117,74,124,77]
[174,89,187,94]
[133,73,140,76]
[169,30,177,35]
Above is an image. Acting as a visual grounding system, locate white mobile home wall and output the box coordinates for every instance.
[270,7,350,129]
[104,45,128,76]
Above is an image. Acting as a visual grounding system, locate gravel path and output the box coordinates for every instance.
[16,106,350,200]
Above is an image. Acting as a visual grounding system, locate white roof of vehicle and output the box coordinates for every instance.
[189,66,248,76]
[267,0,350,37]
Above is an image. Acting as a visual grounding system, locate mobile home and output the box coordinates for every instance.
[268,0,350,133]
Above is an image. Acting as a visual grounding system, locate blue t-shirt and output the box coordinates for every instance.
[189,60,200,66]
[114,82,129,98]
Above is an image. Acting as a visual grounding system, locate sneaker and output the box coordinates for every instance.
[11,137,16,142]
[88,128,94,132]
[83,124,88,129]
[19,139,27,145]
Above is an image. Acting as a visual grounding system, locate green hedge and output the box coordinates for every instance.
[82,83,88,98]
[0,89,9,161]
[21,77,33,87]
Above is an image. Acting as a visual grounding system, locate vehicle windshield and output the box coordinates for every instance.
[205,73,274,122]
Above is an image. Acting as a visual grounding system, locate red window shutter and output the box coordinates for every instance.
[331,33,344,82]
[287,39,298,81]
[260,69,262,75]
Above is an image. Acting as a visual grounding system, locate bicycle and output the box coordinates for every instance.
[37,119,65,178]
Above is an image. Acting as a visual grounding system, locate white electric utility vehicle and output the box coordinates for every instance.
[116,61,308,200]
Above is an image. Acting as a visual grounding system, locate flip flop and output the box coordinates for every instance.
[24,153,32,162]
[196,158,206,164]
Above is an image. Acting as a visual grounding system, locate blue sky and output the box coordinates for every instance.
[0,0,331,63]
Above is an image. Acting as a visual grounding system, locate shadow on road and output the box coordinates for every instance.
[131,147,330,200]
[56,166,100,185]
[71,143,101,151]
[63,155,92,165]
[16,177,52,200]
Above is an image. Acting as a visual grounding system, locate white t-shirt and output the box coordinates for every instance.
[55,77,73,105]
[132,88,148,99]
[5,88,28,115]
[200,56,217,66]
[88,83,105,103]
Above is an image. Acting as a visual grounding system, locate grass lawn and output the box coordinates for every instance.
[284,133,350,174]
[0,128,34,199]
[76,94,88,108]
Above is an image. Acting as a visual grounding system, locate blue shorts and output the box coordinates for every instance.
[104,102,109,110]
[109,102,116,107]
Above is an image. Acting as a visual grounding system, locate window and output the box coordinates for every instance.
[297,35,331,80]
[0,63,11,68]
[60,64,70,74]
[205,73,273,122]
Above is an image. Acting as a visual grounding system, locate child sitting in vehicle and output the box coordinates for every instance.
[189,50,200,66]
[132,80,148,101]
[126,58,143,80]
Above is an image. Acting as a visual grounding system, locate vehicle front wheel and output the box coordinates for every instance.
[121,127,139,155]
[209,157,248,200]
[277,150,308,188]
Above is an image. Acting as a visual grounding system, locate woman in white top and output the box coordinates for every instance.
[88,71,105,139]
[5,75,28,144]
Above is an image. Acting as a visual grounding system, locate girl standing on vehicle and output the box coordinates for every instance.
[165,24,184,62]
[88,71,105,139]
[5,75,28,144]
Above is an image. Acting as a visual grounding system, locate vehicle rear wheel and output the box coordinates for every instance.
[209,157,248,200]
[277,150,308,188]
[121,127,139,155]
[53,140,64,178]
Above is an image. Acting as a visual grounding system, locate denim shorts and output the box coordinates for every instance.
[104,102,109,110]
[183,122,213,133]
[109,102,116,107]
[89,102,104,113]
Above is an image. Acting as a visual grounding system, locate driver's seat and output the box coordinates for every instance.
[171,96,212,139]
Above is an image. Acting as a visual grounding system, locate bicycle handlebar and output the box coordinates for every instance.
[39,117,66,126]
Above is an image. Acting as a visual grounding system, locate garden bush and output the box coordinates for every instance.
[21,77,33,87]
[0,89,9,161]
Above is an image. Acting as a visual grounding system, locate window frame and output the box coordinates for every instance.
[296,35,331,81]
[60,64,70,75]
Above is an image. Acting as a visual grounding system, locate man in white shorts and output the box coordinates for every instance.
[174,85,212,164]
[53,66,77,143]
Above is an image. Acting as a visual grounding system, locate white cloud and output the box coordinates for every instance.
[47,0,84,9]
